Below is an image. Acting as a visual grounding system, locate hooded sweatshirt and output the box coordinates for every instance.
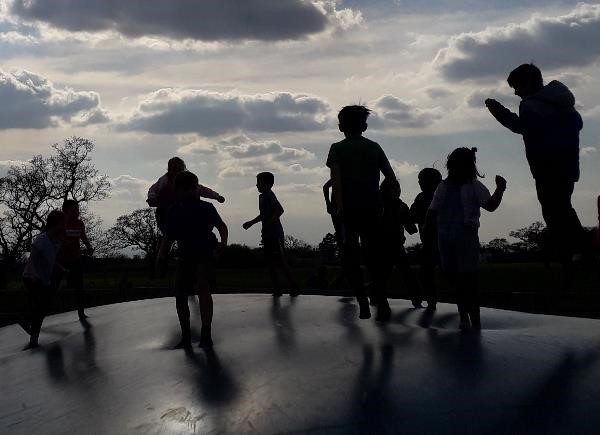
[488,80,582,182]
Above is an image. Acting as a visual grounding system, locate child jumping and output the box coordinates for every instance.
[243,172,300,297]
[58,199,94,320]
[326,105,396,321]
[21,210,66,349]
[411,168,443,310]
[426,148,506,330]
[380,177,421,307]
[165,171,228,349]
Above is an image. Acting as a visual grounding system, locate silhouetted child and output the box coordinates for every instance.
[410,168,442,310]
[426,148,506,330]
[380,178,421,307]
[485,63,583,288]
[165,171,228,349]
[149,157,224,275]
[58,200,94,320]
[243,172,300,297]
[22,210,66,349]
[326,105,396,322]
[323,179,344,248]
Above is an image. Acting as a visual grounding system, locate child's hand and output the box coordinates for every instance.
[242,221,252,230]
[485,98,499,108]
[217,195,225,204]
[495,175,507,191]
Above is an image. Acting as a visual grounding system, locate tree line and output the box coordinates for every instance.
[0,137,581,276]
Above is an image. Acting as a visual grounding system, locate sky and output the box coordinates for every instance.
[0,0,599,247]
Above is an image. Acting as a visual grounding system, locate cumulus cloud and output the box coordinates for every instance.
[10,0,362,43]
[580,146,597,158]
[109,175,150,202]
[465,86,520,109]
[435,3,600,81]
[216,135,319,178]
[390,159,419,177]
[425,87,453,99]
[372,95,442,128]
[0,69,107,129]
[119,89,332,136]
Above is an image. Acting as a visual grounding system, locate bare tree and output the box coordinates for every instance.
[107,208,161,260]
[0,137,111,264]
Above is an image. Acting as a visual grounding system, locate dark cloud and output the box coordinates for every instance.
[0,69,106,129]
[372,95,441,128]
[11,0,361,42]
[119,89,332,136]
[435,3,600,81]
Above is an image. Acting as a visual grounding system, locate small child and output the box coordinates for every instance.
[410,168,443,310]
[426,148,506,330]
[22,210,66,349]
[165,171,228,349]
[243,172,300,297]
[58,199,94,320]
[380,178,421,307]
[149,157,225,274]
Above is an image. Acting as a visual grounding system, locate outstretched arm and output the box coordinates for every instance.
[485,99,523,134]
[216,221,228,247]
[197,184,225,203]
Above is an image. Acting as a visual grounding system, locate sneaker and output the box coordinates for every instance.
[290,287,301,297]
[173,339,192,349]
[411,299,423,309]
[358,297,371,319]
[459,319,472,330]
[272,290,283,297]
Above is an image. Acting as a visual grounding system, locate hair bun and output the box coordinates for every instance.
[471,147,478,153]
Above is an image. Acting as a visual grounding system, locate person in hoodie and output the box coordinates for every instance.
[485,63,584,287]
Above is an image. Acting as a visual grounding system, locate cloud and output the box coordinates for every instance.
[10,0,362,43]
[435,3,600,81]
[390,159,419,177]
[0,159,27,177]
[0,69,107,129]
[425,87,453,99]
[277,183,321,195]
[118,89,332,136]
[580,146,597,158]
[109,175,150,202]
[465,86,520,109]
[216,135,318,178]
[371,95,442,128]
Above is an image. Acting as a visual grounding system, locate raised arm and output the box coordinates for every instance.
[485,99,523,134]
[482,176,507,212]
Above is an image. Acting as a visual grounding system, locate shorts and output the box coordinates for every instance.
[175,259,212,297]
[438,227,480,274]
[262,234,285,260]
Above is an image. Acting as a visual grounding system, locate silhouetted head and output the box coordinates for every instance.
[62,199,79,218]
[507,64,543,98]
[167,157,186,175]
[44,209,66,238]
[380,177,401,199]
[338,105,371,136]
[256,172,275,193]
[418,168,442,194]
[446,147,483,184]
[174,170,198,200]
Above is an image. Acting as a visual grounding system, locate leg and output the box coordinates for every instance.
[174,261,194,348]
[421,240,438,310]
[24,280,54,349]
[197,263,213,348]
[69,261,86,319]
[455,273,471,329]
[277,241,300,296]
[343,216,371,319]
[465,271,481,329]
[362,219,389,321]
[397,247,422,308]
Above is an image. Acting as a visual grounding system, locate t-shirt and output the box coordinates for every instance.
[411,191,435,230]
[165,199,224,260]
[429,180,491,239]
[326,136,391,213]
[259,190,284,240]
[23,233,61,285]
[60,218,85,263]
